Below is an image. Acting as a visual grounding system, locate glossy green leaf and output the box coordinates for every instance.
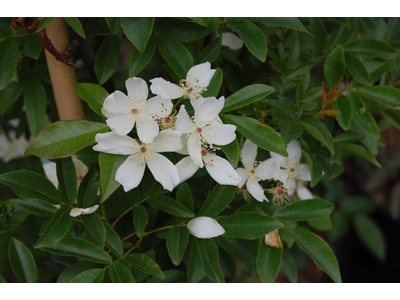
[216,212,283,239]
[95,35,120,85]
[341,196,375,214]
[69,269,104,283]
[227,19,267,62]
[262,98,296,121]
[308,215,333,231]
[56,157,77,205]
[281,119,303,145]
[37,17,53,31]
[345,54,372,86]
[189,17,218,30]
[257,241,283,283]
[105,17,121,34]
[148,270,186,283]
[358,86,400,110]
[365,59,396,81]
[198,184,237,218]
[273,199,334,221]
[109,262,135,283]
[77,165,99,208]
[310,17,327,59]
[201,68,223,98]
[148,195,195,218]
[155,19,211,42]
[104,222,123,257]
[12,198,57,217]
[284,225,342,283]
[332,95,353,131]
[324,44,345,89]
[222,114,287,157]
[24,35,43,60]
[121,17,154,52]
[333,131,364,144]
[0,38,19,90]
[124,253,164,279]
[57,261,96,283]
[9,238,37,283]
[0,273,6,283]
[35,205,72,248]
[41,238,112,264]
[0,202,29,233]
[287,62,315,79]
[241,17,310,35]
[188,237,205,283]
[167,225,190,266]
[219,139,240,168]
[196,238,225,283]
[176,182,194,212]
[197,37,222,64]
[129,35,156,77]
[133,204,147,238]
[298,119,334,155]
[339,143,381,167]
[24,76,47,136]
[310,156,323,188]
[74,82,109,117]
[0,79,28,116]
[82,213,106,248]
[64,17,86,39]
[281,251,298,283]
[0,171,61,204]
[344,38,397,60]
[99,153,127,202]
[299,87,322,103]
[25,120,109,159]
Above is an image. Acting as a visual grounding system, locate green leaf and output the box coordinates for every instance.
[308,215,333,231]
[0,38,19,90]
[82,213,106,248]
[148,195,195,218]
[105,17,121,34]
[124,253,164,279]
[284,225,342,283]
[57,261,96,283]
[9,237,37,283]
[216,212,283,239]
[12,198,57,217]
[358,86,400,110]
[262,98,297,122]
[121,17,154,52]
[341,196,375,214]
[41,238,112,264]
[344,38,397,60]
[24,76,47,136]
[104,222,123,257]
[133,204,147,238]
[241,17,311,35]
[0,79,28,116]
[0,273,6,283]
[148,270,186,283]
[339,143,381,167]
[202,68,223,98]
[345,53,372,86]
[196,238,225,283]
[77,165,99,208]
[281,119,303,145]
[310,17,328,59]
[64,17,86,39]
[366,59,396,81]
[257,241,283,283]
[69,269,104,283]
[109,262,135,283]
[25,120,109,159]
[56,157,77,205]
[95,35,120,85]
[324,44,345,89]
[167,225,190,266]
[157,34,194,79]
[35,205,72,248]
[0,202,29,233]
[0,171,61,204]
[129,35,156,77]
[188,237,205,282]
[273,199,334,222]
[37,17,53,31]
[298,119,334,155]
[99,153,127,202]
[73,82,109,117]
[189,17,218,30]
[332,132,364,144]
[197,37,222,64]
[24,35,43,60]
[219,139,240,168]
[198,184,237,218]
[281,251,298,283]
[299,87,322,103]
[227,19,267,62]
[287,62,315,79]
[332,95,353,131]
[155,19,211,42]
[176,182,194,212]
[222,114,287,157]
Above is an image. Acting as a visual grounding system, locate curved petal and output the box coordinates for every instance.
[93,132,136,155]
[103,90,130,114]
[115,155,146,192]
[205,154,242,186]
[297,186,313,200]
[283,176,297,197]
[190,96,206,111]
[187,134,203,168]
[187,216,225,239]
[69,208,82,217]
[255,158,280,180]
[81,205,99,215]
[106,114,135,136]
[240,139,258,170]
[202,122,236,146]
[270,151,288,167]
[43,162,58,188]
[146,96,173,119]
[125,77,148,105]
[222,32,244,50]
[152,129,183,153]
[147,153,180,191]
[176,134,189,155]
[236,167,249,188]
[175,105,193,134]
[136,115,159,144]
[247,177,268,202]
[73,159,89,184]
[287,140,302,162]
[150,77,183,100]
[294,164,312,181]
[186,62,216,88]
[194,96,224,127]
[273,169,290,184]
[176,156,200,183]
[101,107,120,119]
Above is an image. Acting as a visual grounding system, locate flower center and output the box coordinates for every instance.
[140,146,146,153]
[277,188,283,196]
[201,149,207,157]
[196,127,202,133]
[250,170,255,174]
[132,108,138,114]
[78,175,84,181]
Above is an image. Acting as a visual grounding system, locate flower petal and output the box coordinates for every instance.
[194,96,224,127]
[205,154,242,186]
[202,122,236,146]
[125,77,148,105]
[146,96,173,119]
[190,96,206,111]
[187,216,225,239]
[236,167,249,188]
[255,158,280,180]
[287,140,302,162]
[152,129,183,153]
[43,162,58,188]
[297,185,313,200]
[295,164,312,181]
[283,176,297,197]
[115,155,146,192]
[176,134,189,155]
[186,62,216,89]
[175,105,193,134]
[136,115,159,144]
[273,169,290,184]
[269,151,288,167]
[147,153,180,191]
[93,132,136,155]
[69,208,82,217]
[176,156,200,183]
[106,114,135,136]
[187,134,203,168]
[81,205,99,215]
[103,90,130,114]
[247,177,268,202]
[240,139,258,170]
[222,32,244,50]
[150,77,183,100]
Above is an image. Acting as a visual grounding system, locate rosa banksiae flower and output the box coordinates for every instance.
[101,77,173,143]
[93,129,182,192]
[222,32,244,50]
[0,131,31,163]
[187,217,225,239]
[70,205,99,217]
[270,140,311,196]
[296,180,314,200]
[236,139,280,202]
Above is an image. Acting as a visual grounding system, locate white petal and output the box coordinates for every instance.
[190,96,206,111]
[236,167,249,188]
[147,153,180,191]
[81,205,99,215]
[53,204,61,209]
[270,151,288,167]
[115,155,146,192]
[152,129,183,153]
[273,169,290,184]
[176,156,200,183]
[125,77,148,104]
[187,134,203,168]
[186,62,216,89]
[187,216,225,239]
[102,90,130,114]
[194,96,224,127]
[296,164,312,181]
[175,105,193,134]
[205,154,242,186]
[240,139,258,169]
[146,96,173,119]
[222,32,244,50]
[150,77,183,100]
[136,115,160,144]
[283,176,297,197]
[202,122,236,146]
[287,140,302,162]
[69,208,81,217]
[101,107,120,119]
[247,177,268,202]
[43,162,58,188]
[73,159,89,179]
[106,114,135,136]
[255,158,280,180]
[297,185,314,200]
[176,134,189,155]
[93,132,136,155]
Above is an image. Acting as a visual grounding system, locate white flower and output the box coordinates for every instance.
[93,129,182,192]
[101,77,173,143]
[270,140,311,196]
[150,62,215,107]
[187,217,225,239]
[236,139,280,202]
[0,131,31,162]
[43,158,88,189]
[222,32,244,50]
[70,205,99,217]
[175,97,236,168]
[296,180,314,200]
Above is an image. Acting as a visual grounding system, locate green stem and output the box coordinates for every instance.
[172,97,184,111]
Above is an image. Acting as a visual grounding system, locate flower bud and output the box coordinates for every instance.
[187,217,225,239]
[70,205,99,217]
